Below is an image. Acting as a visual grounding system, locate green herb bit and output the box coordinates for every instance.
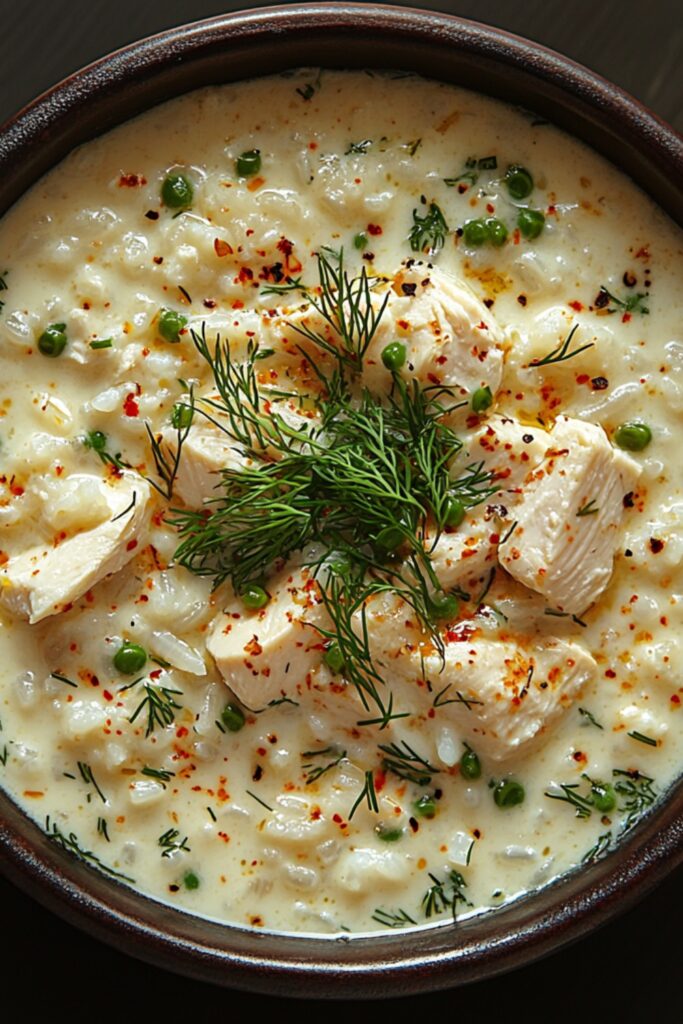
[77,761,107,804]
[128,681,183,737]
[598,286,649,316]
[544,781,594,819]
[141,765,176,787]
[97,817,110,841]
[38,322,67,357]
[89,338,113,350]
[114,641,147,675]
[444,155,497,187]
[0,269,8,315]
[0,745,8,767]
[432,685,483,710]
[578,707,604,730]
[161,172,193,209]
[260,276,309,297]
[613,768,657,832]
[51,671,78,688]
[296,71,321,101]
[371,907,417,928]
[471,385,493,414]
[613,422,652,452]
[170,399,193,430]
[145,384,195,500]
[81,430,129,471]
[529,324,594,367]
[323,640,345,673]
[183,870,200,890]
[422,869,470,920]
[376,823,403,842]
[576,498,599,517]
[517,208,545,240]
[44,815,134,882]
[345,139,372,155]
[403,139,422,157]
[380,740,439,787]
[236,149,261,178]
[221,702,246,732]
[158,308,188,343]
[349,770,379,820]
[628,730,658,747]
[493,779,525,808]
[246,789,273,812]
[582,830,613,864]
[159,828,191,858]
[409,202,449,255]
[505,165,534,200]
[301,746,347,784]
[353,232,368,250]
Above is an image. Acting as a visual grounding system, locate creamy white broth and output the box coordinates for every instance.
[0,69,681,935]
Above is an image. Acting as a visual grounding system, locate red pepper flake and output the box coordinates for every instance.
[145,210,159,220]
[103,690,114,702]
[214,238,233,257]
[622,312,632,323]
[576,374,590,385]
[10,483,24,496]
[517,294,527,307]
[572,750,587,764]
[635,246,650,260]
[126,539,138,552]
[591,376,609,390]
[485,203,495,214]
[446,623,478,643]
[123,393,139,417]
[231,299,244,310]
[277,237,293,257]
[605,669,616,679]
[649,538,665,554]
[176,726,189,738]
[118,173,147,188]
[569,300,583,312]
[671,694,681,705]
[367,223,383,236]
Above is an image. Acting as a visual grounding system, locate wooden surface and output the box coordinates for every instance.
[0,0,681,1016]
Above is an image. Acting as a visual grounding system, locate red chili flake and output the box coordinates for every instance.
[591,376,609,390]
[277,237,294,257]
[446,623,477,643]
[123,393,139,417]
[374,770,386,794]
[573,750,586,763]
[576,374,590,385]
[517,294,527,307]
[623,270,637,287]
[605,669,617,679]
[332,813,343,824]
[176,726,189,738]
[214,238,233,257]
[145,210,159,220]
[126,539,138,552]
[622,312,632,323]
[153,256,163,265]
[458,183,468,194]
[594,288,610,309]
[569,300,583,312]
[149,668,162,679]
[635,246,650,260]
[238,266,254,283]
[256,746,267,757]
[671,694,681,705]
[649,538,664,553]
[623,492,635,508]
[10,483,24,496]
[367,223,383,236]
[231,299,244,310]
[485,203,494,214]
[103,690,113,702]
[118,173,147,188]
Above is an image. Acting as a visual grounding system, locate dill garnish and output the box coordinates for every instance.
[380,740,439,786]
[422,869,470,920]
[371,907,417,928]
[349,770,379,819]
[409,202,449,255]
[301,746,347,784]
[127,681,183,737]
[597,286,649,316]
[145,386,195,499]
[141,765,176,787]
[77,761,107,804]
[158,827,191,857]
[45,815,134,882]
[578,707,603,730]
[529,324,594,367]
[576,498,599,517]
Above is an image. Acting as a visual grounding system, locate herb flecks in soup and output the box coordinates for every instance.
[0,70,681,934]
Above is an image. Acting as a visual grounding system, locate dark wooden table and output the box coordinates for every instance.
[1,1,681,1015]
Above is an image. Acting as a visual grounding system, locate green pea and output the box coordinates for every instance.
[221,702,246,732]
[376,823,403,842]
[113,641,148,675]
[171,401,193,429]
[158,308,188,343]
[485,217,508,247]
[381,341,407,371]
[241,584,269,610]
[517,208,545,240]
[462,218,489,247]
[83,429,107,453]
[413,794,437,819]
[323,641,345,673]
[429,592,459,621]
[505,165,534,200]
[493,779,525,808]
[236,149,261,178]
[591,781,616,814]
[183,870,200,890]
[443,496,466,528]
[613,422,652,452]
[460,747,481,780]
[161,172,194,209]
[375,524,405,553]
[471,385,493,414]
[353,232,368,250]
[38,322,67,357]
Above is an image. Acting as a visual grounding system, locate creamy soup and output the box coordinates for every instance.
[0,69,681,935]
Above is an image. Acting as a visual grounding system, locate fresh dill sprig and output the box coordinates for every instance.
[444,155,497,188]
[51,671,78,688]
[260,276,309,297]
[349,769,379,819]
[371,907,417,928]
[409,202,449,255]
[529,324,595,367]
[141,765,176,787]
[582,830,612,863]
[301,746,347,784]
[544,781,594,819]
[158,827,191,858]
[45,815,134,882]
[345,139,372,155]
[379,740,439,786]
[627,730,658,747]
[128,681,183,737]
[422,869,470,920]
[576,498,599,517]
[97,817,110,841]
[77,761,107,804]
[597,286,649,316]
[613,769,657,832]
[432,685,483,710]
[578,707,603,729]
[145,386,195,499]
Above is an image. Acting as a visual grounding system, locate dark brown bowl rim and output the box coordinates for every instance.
[1,2,682,998]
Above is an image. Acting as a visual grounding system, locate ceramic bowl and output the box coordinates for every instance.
[0,3,682,997]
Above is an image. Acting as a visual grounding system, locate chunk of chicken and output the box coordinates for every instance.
[455,415,551,496]
[498,416,641,613]
[161,421,247,507]
[0,473,150,623]
[419,634,596,762]
[207,569,330,709]
[362,262,505,397]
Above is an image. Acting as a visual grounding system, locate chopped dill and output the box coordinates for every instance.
[371,907,417,928]
[45,815,134,882]
[348,770,379,820]
[529,324,594,367]
[409,202,449,255]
